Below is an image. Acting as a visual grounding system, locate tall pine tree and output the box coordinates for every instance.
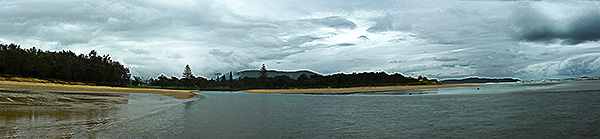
[182,64,194,79]
[259,64,267,78]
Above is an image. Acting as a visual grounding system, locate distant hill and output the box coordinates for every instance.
[236,70,319,80]
[441,77,520,84]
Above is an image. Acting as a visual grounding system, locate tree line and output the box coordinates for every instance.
[143,64,437,90]
[0,43,435,89]
[0,43,131,86]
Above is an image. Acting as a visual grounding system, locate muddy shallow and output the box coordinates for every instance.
[0,89,191,138]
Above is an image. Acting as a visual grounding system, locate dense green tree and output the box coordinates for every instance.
[132,76,143,85]
[0,43,131,86]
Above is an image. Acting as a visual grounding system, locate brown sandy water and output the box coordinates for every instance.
[0,89,190,138]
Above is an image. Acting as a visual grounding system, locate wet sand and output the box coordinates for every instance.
[517,82,563,86]
[0,80,194,138]
[0,81,198,99]
[515,80,600,93]
[0,88,129,108]
[243,84,485,94]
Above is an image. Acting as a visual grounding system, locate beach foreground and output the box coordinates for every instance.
[243,84,485,94]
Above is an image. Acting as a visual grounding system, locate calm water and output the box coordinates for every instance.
[2,81,600,138]
[167,91,599,138]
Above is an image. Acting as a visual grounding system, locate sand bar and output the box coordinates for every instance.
[0,81,198,99]
[243,84,485,94]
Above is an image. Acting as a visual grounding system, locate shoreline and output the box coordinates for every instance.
[0,80,199,99]
[243,84,486,94]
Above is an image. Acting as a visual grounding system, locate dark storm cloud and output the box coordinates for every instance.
[512,5,600,45]
[562,9,600,44]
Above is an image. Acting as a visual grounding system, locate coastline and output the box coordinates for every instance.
[243,84,485,94]
[0,80,199,99]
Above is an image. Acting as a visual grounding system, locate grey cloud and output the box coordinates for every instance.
[557,55,600,76]
[358,35,369,40]
[511,6,559,42]
[278,16,357,33]
[511,5,600,45]
[308,16,357,29]
[441,64,470,68]
[208,49,254,72]
[209,49,233,57]
[367,14,413,32]
[258,49,306,61]
[129,48,150,54]
[420,57,460,62]
[0,1,193,47]
[517,53,600,79]
[433,57,460,62]
[388,60,405,64]
[124,56,158,66]
[562,9,600,44]
[284,36,321,46]
[335,43,355,47]
[168,54,183,59]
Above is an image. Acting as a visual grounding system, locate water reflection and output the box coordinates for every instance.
[0,91,181,138]
[1,105,121,138]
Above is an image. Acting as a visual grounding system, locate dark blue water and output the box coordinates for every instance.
[125,90,599,138]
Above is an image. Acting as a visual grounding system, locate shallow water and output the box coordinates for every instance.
[1,80,599,138]
[171,91,599,138]
[0,93,185,138]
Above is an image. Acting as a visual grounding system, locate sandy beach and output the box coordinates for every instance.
[0,80,199,138]
[0,80,199,99]
[243,84,485,94]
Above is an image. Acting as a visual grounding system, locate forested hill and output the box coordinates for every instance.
[440,77,520,84]
[236,70,319,80]
[0,43,131,86]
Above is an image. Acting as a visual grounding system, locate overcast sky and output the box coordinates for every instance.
[1,0,599,80]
